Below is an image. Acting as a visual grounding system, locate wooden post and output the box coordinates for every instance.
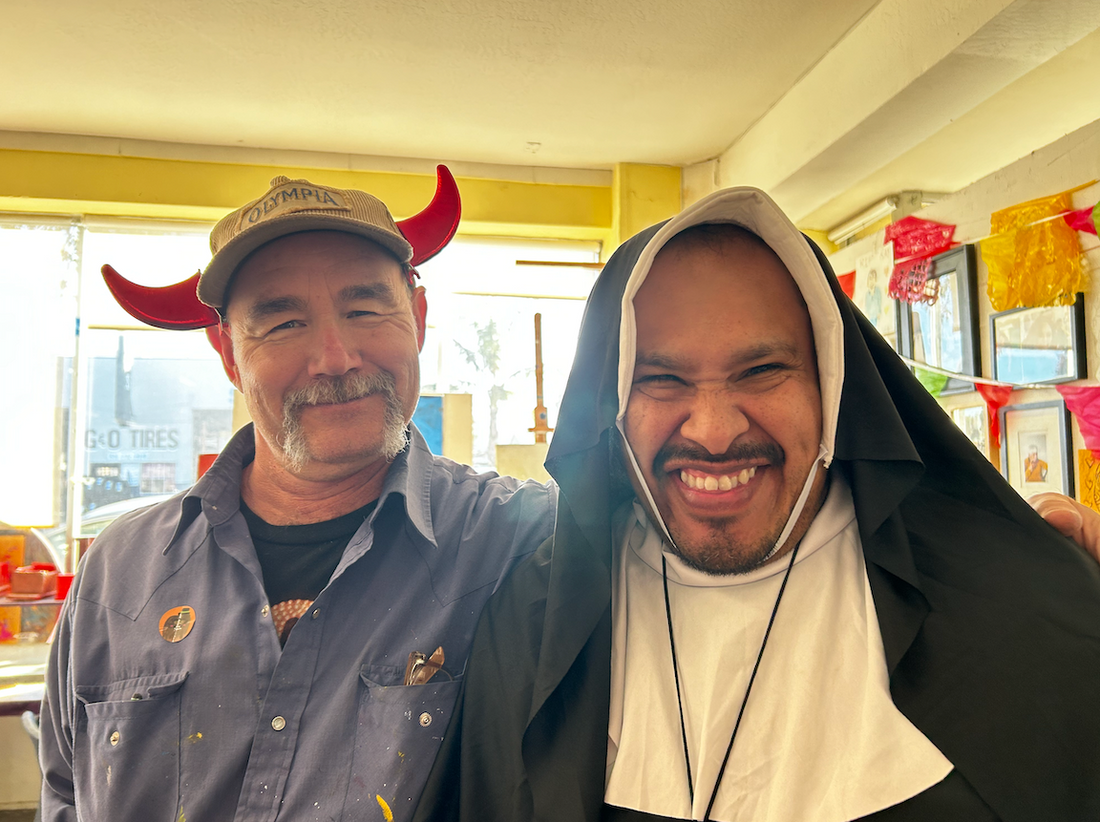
[529,313,553,443]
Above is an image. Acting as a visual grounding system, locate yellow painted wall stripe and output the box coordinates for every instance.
[613,163,682,241]
[0,149,612,241]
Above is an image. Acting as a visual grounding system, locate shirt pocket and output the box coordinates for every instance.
[75,671,189,821]
[344,663,461,822]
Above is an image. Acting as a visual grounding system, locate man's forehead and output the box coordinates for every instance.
[647,226,798,294]
[629,226,817,381]
[642,229,806,312]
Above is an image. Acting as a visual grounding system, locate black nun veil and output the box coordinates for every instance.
[417,188,1100,822]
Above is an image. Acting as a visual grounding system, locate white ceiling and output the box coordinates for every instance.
[3,0,1100,232]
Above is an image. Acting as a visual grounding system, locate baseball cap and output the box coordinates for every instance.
[197,176,414,308]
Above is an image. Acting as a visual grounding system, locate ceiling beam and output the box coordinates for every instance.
[712,0,1100,228]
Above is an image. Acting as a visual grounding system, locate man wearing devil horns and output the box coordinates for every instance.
[38,169,556,822]
[419,188,1100,821]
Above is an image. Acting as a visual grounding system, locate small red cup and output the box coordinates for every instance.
[56,573,75,600]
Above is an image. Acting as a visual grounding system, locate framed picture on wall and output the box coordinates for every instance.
[897,245,979,395]
[990,294,1086,385]
[951,404,988,456]
[999,400,1073,497]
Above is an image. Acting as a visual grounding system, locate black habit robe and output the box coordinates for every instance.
[415,193,1100,822]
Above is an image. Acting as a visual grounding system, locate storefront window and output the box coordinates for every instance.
[0,219,80,529]
[1,218,599,567]
[0,217,231,568]
[418,236,600,472]
[77,326,235,513]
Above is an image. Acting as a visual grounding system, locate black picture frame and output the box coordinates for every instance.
[998,399,1073,497]
[990,294,1086,385]
[897,245,979,396]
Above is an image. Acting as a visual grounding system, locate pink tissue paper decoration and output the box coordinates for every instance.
[1057,384,1100,458]
[885,216,957,304]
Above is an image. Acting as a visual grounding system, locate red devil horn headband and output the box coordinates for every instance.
[101,164,461,331]
[400,165,462,267]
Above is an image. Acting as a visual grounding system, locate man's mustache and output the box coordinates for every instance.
[655,441,785,472]
[284,372,397,413]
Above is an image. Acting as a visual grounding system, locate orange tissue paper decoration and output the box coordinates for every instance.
[1078,450,1100,514]
[982,192,1085,311]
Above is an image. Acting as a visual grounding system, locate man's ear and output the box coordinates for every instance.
[412,286,428,351]
[215,322,243,391]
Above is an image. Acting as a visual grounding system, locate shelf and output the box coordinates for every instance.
[0,597,63,608]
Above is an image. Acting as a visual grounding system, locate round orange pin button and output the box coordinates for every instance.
[159,606,196,643]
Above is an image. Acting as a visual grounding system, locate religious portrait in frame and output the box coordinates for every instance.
[897,245,979,395]
[990,294,1086,385]
[999,400,1073,497]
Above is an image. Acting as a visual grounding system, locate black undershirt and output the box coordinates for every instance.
[241,498,377,645]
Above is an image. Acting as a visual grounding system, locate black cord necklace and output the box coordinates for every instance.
[661,541,802,821]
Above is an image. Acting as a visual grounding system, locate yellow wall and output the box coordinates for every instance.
[801,229,838,256]
[0,149,685,257]
[0,148,618,243]
[606,163,682,259]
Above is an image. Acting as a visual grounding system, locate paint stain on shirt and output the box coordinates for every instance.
[375,794,394,821]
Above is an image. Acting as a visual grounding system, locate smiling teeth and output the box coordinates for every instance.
[680,466,757,491]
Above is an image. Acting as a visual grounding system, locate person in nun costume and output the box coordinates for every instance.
[415,187,1100,822]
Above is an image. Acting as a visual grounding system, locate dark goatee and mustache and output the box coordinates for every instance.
[654,440,788,576]
[654,441,785,474]
[276,372,408,472]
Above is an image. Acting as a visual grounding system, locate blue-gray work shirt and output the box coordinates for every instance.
[39,424,556,822]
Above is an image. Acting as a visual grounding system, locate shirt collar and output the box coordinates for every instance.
[184,424,254,528]
[374,424,438,548]
[182,422,439,547]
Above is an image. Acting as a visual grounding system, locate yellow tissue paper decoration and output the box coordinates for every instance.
[982,192,1085,311]
[1079,450,1100,515]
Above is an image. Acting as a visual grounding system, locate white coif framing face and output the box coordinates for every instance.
[614,188,844,574]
